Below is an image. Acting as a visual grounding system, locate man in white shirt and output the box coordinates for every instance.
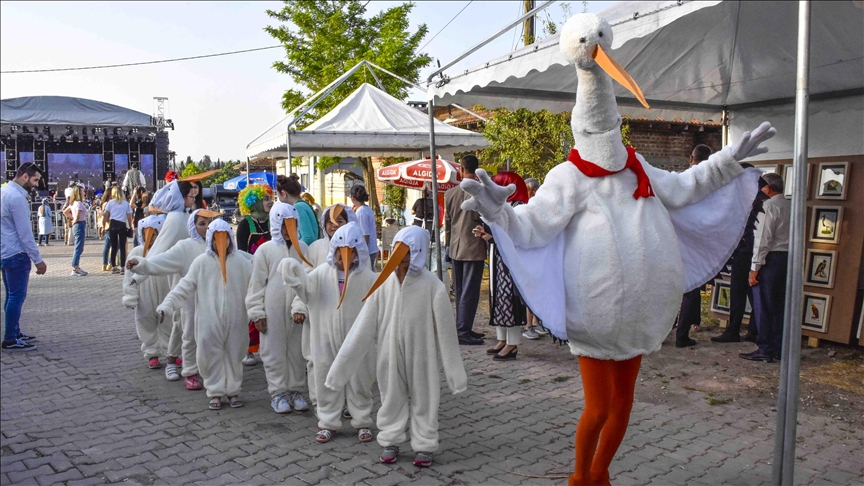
[740,173,789,362]
[1,163,48,352]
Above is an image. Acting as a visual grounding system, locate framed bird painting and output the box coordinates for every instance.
[802,292,831,333]
[809,206,843,244]
[783,163,812,199]
[815,162,849,200]
[710,279,732,315]
[804,249,837,289]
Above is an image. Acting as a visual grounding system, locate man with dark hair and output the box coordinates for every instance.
[123,162,146,198]
[712,164,768,343]
[741,173,789,362]
[675,144,714,347]
[1,163,48,352]
[445,155,486,345]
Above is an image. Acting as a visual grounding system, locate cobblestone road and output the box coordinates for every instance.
[2,241,862,485]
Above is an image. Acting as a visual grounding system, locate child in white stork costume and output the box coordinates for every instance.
[157,219,252,410]
[245,202,314,414]
[325,226,467,467]
[126,208,222,391]
[122,214,169,365]
[461,13,775,486]
[302,203,356,406]
[279,223,376,444]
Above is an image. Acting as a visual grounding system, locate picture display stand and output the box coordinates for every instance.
[709,155,864,346]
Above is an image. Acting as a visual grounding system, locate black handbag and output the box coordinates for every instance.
[127,227,134,239]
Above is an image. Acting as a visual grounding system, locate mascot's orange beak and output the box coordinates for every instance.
[329,205,345,226]
[592,44,650,109]
[283,218,312,267]
[337,246,353,309]
[213,231,230,283]
[142,227,158,257]
[197,209,223,220]
[363,242,410,302]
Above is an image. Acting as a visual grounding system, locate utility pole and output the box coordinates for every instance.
[523,0,536,46]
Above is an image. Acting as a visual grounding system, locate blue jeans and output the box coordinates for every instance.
[71,221,86,268]
[1,253,31,343]
[102,229,111,265]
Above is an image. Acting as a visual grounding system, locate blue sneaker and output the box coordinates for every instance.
[2,339,36,352]
[17,332,37,343]
[271,393,291,414]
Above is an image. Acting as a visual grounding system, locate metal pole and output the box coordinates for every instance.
[772,2,809,485]
[427,98,442,280]
[245,157,250,186]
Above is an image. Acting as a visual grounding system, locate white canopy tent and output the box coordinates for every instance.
[246,83,488,160]
[1,96,154,127]
[430,0,863,158]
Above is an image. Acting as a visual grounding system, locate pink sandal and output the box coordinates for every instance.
[148,357,161,369]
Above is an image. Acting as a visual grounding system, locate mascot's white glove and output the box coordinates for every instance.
[731,121,776,162]
[460,169,515,221]
[279,258,305,288]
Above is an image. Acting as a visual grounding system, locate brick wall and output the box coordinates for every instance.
[627,120,723,172]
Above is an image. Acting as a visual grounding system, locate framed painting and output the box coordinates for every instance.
[809,206,843,244]
[804,249,837,289]
[802,292,831,333]
[815,162,849,200]
[711,279,732,315]
[755,164,778,176]
[783,163,811,199]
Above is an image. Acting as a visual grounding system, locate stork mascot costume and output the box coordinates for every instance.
[461,14,774,486]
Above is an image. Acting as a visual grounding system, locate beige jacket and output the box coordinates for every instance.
[444,186,487,261]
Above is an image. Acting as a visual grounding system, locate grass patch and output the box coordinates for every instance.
[488,374,502,379]
[518,378,532,384]
[551,375,572,383]
[707,397,732,406]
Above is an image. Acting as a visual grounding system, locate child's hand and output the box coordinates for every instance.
[254,319,268,334]
[293,313,306,324]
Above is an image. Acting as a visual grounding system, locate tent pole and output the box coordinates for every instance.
[772,2,809,485]
[246,157,250,186]
[427,98,442,280]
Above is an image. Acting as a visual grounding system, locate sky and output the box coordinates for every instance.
[1,1,616,162]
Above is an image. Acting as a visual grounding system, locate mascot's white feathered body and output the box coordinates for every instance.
[461,13,774,486]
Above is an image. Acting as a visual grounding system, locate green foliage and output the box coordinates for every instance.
[204,162,241,187]
[181,161,202,178]
[620,120,633,148]
[199,155,213,170]
[265,0,431,126]
[380,157,407,217]
[480,108,573,182]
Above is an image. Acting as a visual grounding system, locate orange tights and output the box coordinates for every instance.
[569,355,642,486]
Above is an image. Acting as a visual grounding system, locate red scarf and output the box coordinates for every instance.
[568,146,655,199]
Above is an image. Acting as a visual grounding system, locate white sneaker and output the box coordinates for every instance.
[271,393,291,414]
[241,353,257,366]
[75,268,88,276]
[535,324,550,335]
[522,326,540,340]
[289,391,309,412]
[165,363,181,381]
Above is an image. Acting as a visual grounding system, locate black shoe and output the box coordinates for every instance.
[675,337,697,348]
[743,333,758,343]
[1,339,36,352]
[486,344,505,355]
[468,330,486,339]
[458,334,484,346]
[493,348,518,361]
[710,332,740,343]
[17,332,37,343]
[739,350,774,362]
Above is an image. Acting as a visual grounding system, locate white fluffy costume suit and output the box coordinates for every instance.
[279,223,376,432]
[127,209,221,380]
[460,14,774,486]
[157,220,252,398]
[326,226,467,453]
[245,202,313,399]
[122,214,169,359]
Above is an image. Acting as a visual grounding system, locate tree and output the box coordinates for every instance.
[265,0,431,215]
[203,161,241,187]
[181,161,202,179]
[480,108,573,182]
[200,155,213,171]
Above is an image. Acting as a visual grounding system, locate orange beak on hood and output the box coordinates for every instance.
[142,227,158,257]
[329,205,345,226]
[337,246,353,309]
[592,44,650,110]
[283,218,312,267]
[363,242,410,302]
[212,231,230,283]
[197,209,223,219]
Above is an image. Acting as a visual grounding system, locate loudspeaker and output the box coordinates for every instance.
[156,131,170,180]
[103,139,115,182]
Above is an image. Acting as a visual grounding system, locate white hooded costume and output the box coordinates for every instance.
[157,220,252,398]
[279,223,376,431]
[462,14,772,361]
[126,208,221,378]
[245,202,313,398]
[325,226,467,453]
[122,214,170,359]
[301,203,357,405]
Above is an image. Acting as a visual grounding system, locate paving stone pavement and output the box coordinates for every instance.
[2,241,862,486]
